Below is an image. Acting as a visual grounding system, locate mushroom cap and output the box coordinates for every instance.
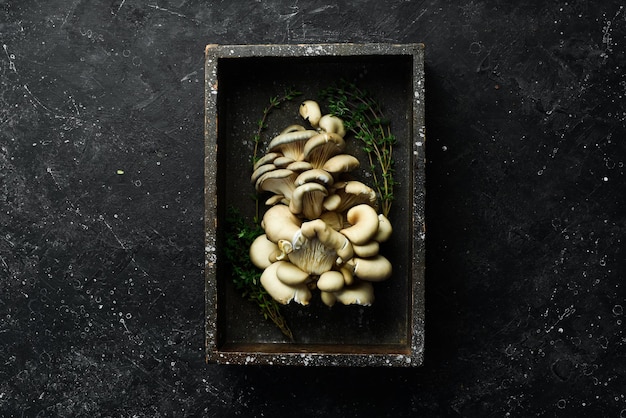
[255,168,297,200]
[303,133,345,168]
[286,161,314,172]
[276,261,310,285]
[251,163,277,184]
[349,255,392,282]
[334,281,375,306]
[295,169,334,187]
[352,240,380,258]
[322,194,342,212]
[268,129,317,161]
[317,270,345,292]
[253,152,280,171]
[249,234,280,269]
[262,204,302,243]
[374,214,393,242]
[299,100,322,128]
[332,180,378,213]
[322,154,360,176]
[318,114,346,137]
[260,261,311,305]
[289,182,328,220]
[340,204,380,245]
[273,156,296,168]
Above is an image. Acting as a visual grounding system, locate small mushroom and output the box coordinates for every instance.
[318,114,346,137]
[299,100,322,128]
[300,218,353,264]
[302,132,345,168]
[268,129,317,161]
[331,181,378,213]
[352,240,380,258]
[322,194,342,212]
[251,163,277,185]
[273,156,296,168]
[262,204,302,243]
[253,152,280,171]
[286,161,314,172]
[322,154,360,178]
[340,204,380,245]
[260,261,311,305]
[334,281,375,306]
[295,169,334,187]
[276,261,310,285]
[255,168,298,202]
[317,270,345,292]
[289,182,328,220]
[374,214,393,242]
[348,255,392,282]
[249,234,280,269]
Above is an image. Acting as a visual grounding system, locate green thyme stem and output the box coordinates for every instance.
[225,206,294,340]
[320,82,395,217]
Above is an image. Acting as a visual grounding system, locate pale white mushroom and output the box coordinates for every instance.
[317,270,345,292]
[302,132,345,168]
[348,255,392,282]
[352,241,380,258]
[322,194,342,212]
[268,129,317,161]
[299,100,322,128]
[339,264,355,286]
[289,182,328,220]
[273,156,296,168]
[286,161,313,172]
[322,154,360,178]
[340,204,380,245]
[260,261,311,305]
[253,152,280,171]
[276,261,310,285]
[300,218,353,264]
[374,214,393,242]
[255,169,298,202]
[262,204,302,243]
[318,114,346,137]
[295,168,334,187]
[331,181,378,213]
[334,281,375,306]
[250,163,277,185]
[249,234,280,269]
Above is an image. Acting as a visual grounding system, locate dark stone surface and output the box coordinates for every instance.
[1,0,624,416]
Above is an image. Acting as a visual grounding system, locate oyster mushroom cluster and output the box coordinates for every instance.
[249,100,393,307]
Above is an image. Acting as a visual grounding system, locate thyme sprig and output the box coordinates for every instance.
[320,82,396,217]
[224,206,293,341]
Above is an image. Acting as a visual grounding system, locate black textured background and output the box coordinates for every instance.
[1,0,625,416]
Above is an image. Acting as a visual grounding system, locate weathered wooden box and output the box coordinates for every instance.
[205,43,425,366]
